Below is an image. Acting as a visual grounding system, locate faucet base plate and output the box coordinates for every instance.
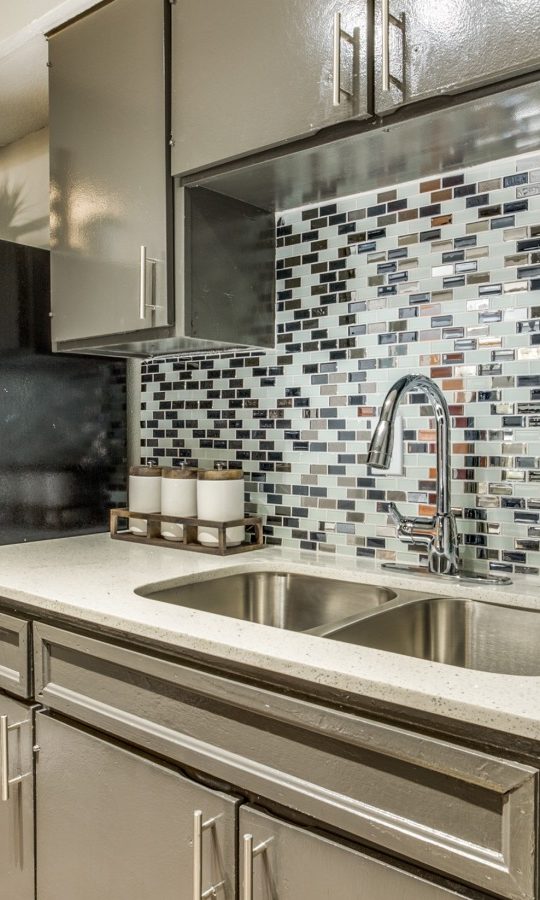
[381,563,512,586]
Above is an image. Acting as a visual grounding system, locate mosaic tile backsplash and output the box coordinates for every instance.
[141,151,540,576]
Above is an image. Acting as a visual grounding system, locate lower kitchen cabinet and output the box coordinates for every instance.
[240,806,469,900]
[35,713,239,900]
[0,692,35,900]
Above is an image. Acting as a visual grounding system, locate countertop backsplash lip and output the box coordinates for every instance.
[141,150,540,578]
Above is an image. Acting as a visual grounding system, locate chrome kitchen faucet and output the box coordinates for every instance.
[367,374,511,585]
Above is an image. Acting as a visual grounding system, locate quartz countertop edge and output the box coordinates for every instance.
[1,533,540,741]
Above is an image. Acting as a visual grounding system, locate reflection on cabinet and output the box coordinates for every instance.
[0,692,35,900]
[374,0,540,114]
[240,806,467,900]
[49,0,172,347]
[171,0,370,175]
[35,714,239,900]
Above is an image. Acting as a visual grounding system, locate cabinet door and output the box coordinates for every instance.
[0,693,35,900]
[240,806,466,900]
[374,0,540,115]
[36,714,238,900]
[49,0,171,345]
[171,0,370,175]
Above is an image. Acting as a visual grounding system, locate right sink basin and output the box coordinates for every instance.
[324,596,540,676]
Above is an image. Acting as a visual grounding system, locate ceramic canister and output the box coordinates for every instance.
[197,468,245,547]
[128,466,161,534]
[160,466,198,541]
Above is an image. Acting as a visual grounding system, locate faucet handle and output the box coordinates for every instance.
[387,502,404,527]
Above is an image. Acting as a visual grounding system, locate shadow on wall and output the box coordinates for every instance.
[0,180,49,244]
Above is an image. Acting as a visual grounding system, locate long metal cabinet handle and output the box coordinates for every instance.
[139,245,148,320]
[382,0,404,93]
[0,716,8,802]
[333,12,354,107]
[193,810,224,900]
[139,246,161,321]
[242,834,272,900]
[0,715,31,802]
[333,13,342,106]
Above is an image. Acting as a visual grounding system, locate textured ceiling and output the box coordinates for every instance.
[0,0,100,148]
[0,36,49,147]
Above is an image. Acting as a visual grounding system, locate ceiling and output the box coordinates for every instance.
[0,0,102,148]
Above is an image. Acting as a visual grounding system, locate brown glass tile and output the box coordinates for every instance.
[431,366,452,378]
[432,214,453,227]
[478,178,501,192]
[431,189,452,203]
[420,178,440,193]
[357,407,376,417]
[443,378,464,390]
[377,189,397,203]
[398,209,418,222]
[467,272,490,284]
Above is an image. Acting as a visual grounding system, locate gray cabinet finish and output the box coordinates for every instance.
[33,622,538,900]
[0,692,35,900]
[171,0,370,175]
[0,610,31,698]
[35,713,239,900]
[49,0,171,345]
[374,0,540,114]
[240,806,467,900]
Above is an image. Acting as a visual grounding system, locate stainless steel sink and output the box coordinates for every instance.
[324,596,540,676]
[135,571,397,632]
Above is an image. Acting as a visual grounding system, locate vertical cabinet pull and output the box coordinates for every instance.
[332,13,342,106]
[0,715,31,802]
[193,810,224,900]
[332,12,354,107]
[139,245,160,321]
[242,834,273,900]
[382,0,404,93]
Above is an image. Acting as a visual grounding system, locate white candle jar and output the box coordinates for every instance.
[197,468,245,547]
[160,466,198,541]
[128,466,161,534]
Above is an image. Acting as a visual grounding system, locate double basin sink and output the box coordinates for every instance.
[135,570,540,677]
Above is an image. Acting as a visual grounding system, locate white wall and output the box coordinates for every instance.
[0,127,49,249]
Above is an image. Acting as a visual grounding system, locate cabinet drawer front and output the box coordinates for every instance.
[0,611,31,698]
[34,623,537,900]
[241,806,467,900]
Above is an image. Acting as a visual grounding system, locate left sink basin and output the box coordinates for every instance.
[135,571,397,632]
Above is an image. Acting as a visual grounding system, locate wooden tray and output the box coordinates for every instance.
[110,508,264,556]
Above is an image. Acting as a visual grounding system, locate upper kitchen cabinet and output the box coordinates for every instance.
[49,0,172,347]
[374,0,540,115]
[171,0,371,176]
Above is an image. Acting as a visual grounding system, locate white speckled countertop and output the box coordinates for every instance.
[1,533,540,741]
